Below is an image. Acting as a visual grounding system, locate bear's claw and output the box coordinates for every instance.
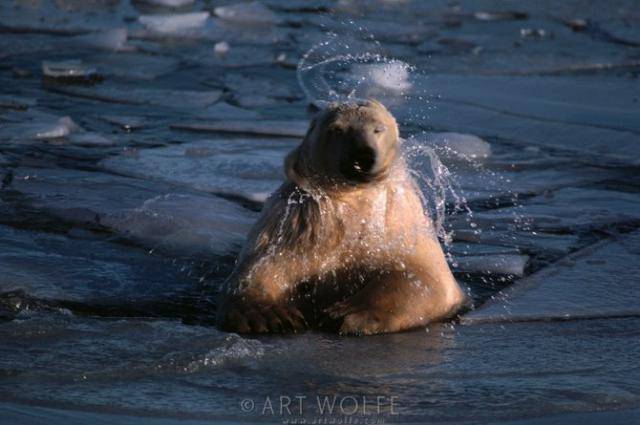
[322,300,388,335]
[219,301,307,334]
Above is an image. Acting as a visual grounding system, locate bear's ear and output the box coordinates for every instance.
[364,98,386,110]
[284,118,314,187]
[284,146,301,182]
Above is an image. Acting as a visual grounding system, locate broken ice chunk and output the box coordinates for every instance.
[100,138,293,203]
[42,60,102,84]
[170,120,307,138]
[0,113,114,146]
[138,0,195,6]
[472,188,640,233]
[25,116,79,140]
[449,243,520,257]
[214,41,230,55]
[0,225,192,302]
[473,11,528,21]
[419,132,492,164]
[9,167,165,223]
[453,229,579,257]
[139,12,210,35]
[214,2,281,26]
[105,193,255,256]
[452,254,529,277]
[0,95,36,110]
[73,28,133,52]
[462,231,640,324]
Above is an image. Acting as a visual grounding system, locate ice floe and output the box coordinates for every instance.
[139,12,210,36]
[0,95,37,110]
[72,28,133,52]
[0,224,198,303]
[213,41,230,55]
[471,188,640,232]
[0,115,79,141]
[105,193,254,255]
[0,112,115,146]
[453,229,580,257]
[42,60,101,83]
[100,138,294,203]
[452,254,529,277]
[411,132,492,164]
[462,230,640,323]
[139,0,195,7]
[214,2,281,26]
[409,75,640,164]
[8,168,256,256]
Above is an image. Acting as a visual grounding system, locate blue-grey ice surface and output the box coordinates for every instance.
[1,0,640,424]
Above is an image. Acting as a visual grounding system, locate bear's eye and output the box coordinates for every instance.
[373,124,387,134]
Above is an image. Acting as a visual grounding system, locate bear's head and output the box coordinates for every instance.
[285,99,400,190]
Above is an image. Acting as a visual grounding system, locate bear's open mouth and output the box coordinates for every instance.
[340,150,377,182]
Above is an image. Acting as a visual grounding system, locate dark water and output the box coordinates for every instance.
[1,0,640,423]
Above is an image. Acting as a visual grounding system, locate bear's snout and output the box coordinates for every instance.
[340,141,378,181]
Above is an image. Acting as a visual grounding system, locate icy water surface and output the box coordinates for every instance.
[1,0,640,423]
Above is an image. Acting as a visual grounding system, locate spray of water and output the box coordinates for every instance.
[296,34,472,251]
[297,32,414,107]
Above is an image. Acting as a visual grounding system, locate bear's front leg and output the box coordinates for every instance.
[217,258,308,334]
[324,238,468,335]
[322,270,427,335]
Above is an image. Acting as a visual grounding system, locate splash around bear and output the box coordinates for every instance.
[217,99,467,335]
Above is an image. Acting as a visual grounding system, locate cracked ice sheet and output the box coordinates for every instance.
[0,224,198,303]
[468,187,640,232]
[452,254,529,277]
[452,229,580,257]
[0,2,128,35]
[8,168,256,256]
[171,120,308,138]
[0,111,115,146]
[453,166,620,206]
[462,230,640,324]
[414,75,640,133]
[414,16,634,75]
[400,75,640,165]
[100,138,296,203]
[407,134,618,205]
[45,84,222,109]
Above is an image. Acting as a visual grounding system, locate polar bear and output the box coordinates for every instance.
[217,99,467,335]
